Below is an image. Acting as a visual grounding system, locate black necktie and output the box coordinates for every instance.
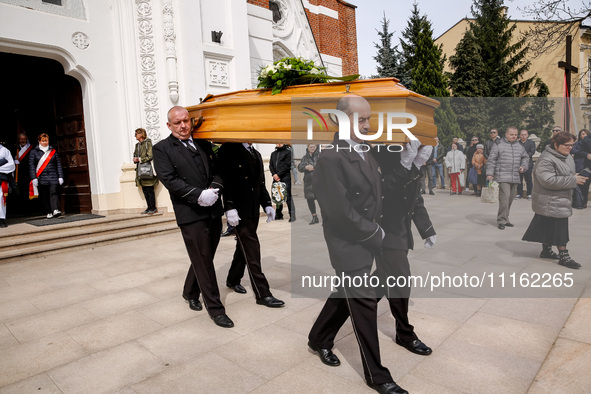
[185,140,197,154]
[249,146,258,161]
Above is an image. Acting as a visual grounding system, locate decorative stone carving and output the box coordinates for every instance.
[135,0,160,141]
[207,59,230,87]
[72,32,90,50]
[162,0,179,102]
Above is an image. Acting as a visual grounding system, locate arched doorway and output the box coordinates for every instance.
[0,52,92,217]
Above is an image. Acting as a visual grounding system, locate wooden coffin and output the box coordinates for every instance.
[187,78,440,145]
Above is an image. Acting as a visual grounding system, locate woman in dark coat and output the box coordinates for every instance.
[29,133,64,218]
[133,128,159,214]
[297,144,320,224]
[522,132,588,269]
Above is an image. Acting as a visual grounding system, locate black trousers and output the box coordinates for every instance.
[141,185,156,210]
[308,264,393,385]
[38,184,60,214]
[306,198,317,215]
[180,217,225,317]
[226,216,272,299]
[375,249,417,343]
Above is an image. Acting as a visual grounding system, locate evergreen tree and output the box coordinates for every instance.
[411,24,449,97]
[448,30,487,97]
[523,78,556,150]
[372,13,407,82]
[399,2,426,88]
[469,0,534,97]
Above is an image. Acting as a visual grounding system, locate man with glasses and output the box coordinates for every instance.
[484,129,500,159]
[546,126,563,147]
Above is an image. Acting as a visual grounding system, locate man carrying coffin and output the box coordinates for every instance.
[307,95,407,394]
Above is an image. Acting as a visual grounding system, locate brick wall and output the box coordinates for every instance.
[304,0,358,75]
[247,0,269,9]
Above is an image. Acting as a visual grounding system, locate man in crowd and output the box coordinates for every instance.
[13,132,33,212]
[484,128,500,158]
[516,129,536,200]
[307,95,407,394]
[486,126,529,230]
[218,141,285,308]
[269,143,295,222]
[153,106,233,328]
[447,136,464,153]
[430,136,445,191]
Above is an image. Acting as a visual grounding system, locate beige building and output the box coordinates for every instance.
[435,17,591,132]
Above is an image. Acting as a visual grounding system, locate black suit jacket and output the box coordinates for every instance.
[153,135,223,226]
[373,148,436,250]
[313,139,383,272]
[217,143,272,219]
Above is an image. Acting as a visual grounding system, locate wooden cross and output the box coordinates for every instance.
[558,35,578,132]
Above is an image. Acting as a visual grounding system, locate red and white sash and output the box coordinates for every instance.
[29,149,56,200]
[16,144,32,161]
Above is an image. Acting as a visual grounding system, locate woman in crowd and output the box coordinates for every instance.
[465,135,480,193]
[522,132,588,269]
[133,128,158,214]
[572,128,590,208]
[297,144,320,225]
[471,144,487,197]
[29,133,63,218]
[444,143,465,195]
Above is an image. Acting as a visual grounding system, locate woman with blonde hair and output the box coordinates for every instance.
[133,128,158,214]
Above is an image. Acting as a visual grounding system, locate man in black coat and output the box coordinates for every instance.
[372,141,436,357]
[269,144,295,221]
[307,95,406,394]
[517,129,536,199]
[153,106,233,328]
[218,142,284,308]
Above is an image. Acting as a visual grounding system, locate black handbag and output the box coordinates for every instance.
[138,162,154,180]
[572,186,584,209]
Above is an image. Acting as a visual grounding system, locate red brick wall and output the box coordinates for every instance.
[247,0,269,9]
[303,0,358,75]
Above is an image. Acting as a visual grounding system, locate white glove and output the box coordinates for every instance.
[265,206,275,222]
[400,139,421,170]
[58,178,64,185]
[424,235,436,249]
[413,145,433,168]
[380,227,385,239]
[32,179,38,187]
[226,209,241,226]
[198,188,219,207]
[14,159,19,165]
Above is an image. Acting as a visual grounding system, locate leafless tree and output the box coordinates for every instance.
[519,0,591,56]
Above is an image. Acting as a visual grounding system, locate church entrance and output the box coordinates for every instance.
[0,52,92,218]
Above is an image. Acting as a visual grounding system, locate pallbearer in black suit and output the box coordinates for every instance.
[218,142,285,308]
[153,106,233,328]
[307,95,407,394]
[372,140,435,357]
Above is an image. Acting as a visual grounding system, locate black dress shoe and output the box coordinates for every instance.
[367,381,408,394]
[288,216,296,222]
[309,215,319,225]
[256,296,285,308]
[275,214,284,220]
[221,229,235,237]
[308,341,340,366]
[429,189,435,195]
[211,314,234,328]
[395,337,432,356]
[505,222,514,227]
[0,219,7,228]
[226,283,247,294]
[498,223,505,230]
[182,295,202,311]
